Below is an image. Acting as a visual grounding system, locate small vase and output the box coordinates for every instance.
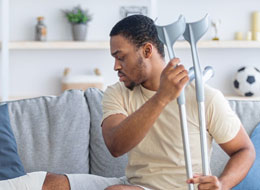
[72,23,87,41]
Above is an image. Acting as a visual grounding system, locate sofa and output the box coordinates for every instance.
[1,88,259,189]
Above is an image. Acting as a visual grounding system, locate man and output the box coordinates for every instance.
[0,15,255,190]
[101,15,255,189]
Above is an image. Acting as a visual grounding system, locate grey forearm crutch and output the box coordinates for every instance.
[183,14,211,176]
[156,15,195,190]
[156,15,214,189]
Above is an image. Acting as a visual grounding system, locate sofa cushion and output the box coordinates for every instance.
[6,90,90,174]
[0,104,26,180]
[85,88,128,177]
[210,99,260,177]
[233,122,260,189]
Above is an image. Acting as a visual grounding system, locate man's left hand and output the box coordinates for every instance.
[187,174,222,190]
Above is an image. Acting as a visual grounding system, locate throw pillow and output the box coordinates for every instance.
[233,123,260,189]
[0,104,26,180]
[8,90,90,174]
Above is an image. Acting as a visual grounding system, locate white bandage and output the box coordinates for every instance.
[0,171,47,190]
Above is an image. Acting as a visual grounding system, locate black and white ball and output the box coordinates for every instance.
[233,66,260,97]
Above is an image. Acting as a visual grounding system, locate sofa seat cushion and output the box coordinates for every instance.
[0,104,25,180]
[6,90,90,174]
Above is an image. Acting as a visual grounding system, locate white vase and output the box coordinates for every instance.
[72,23,87,41]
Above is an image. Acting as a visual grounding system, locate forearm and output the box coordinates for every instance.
[108,93,169,157]
[219,147,255,189]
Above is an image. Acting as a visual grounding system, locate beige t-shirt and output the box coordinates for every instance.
[102,82,241,190]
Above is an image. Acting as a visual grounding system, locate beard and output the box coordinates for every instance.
[126,81,137,91]
[125,55,144,91]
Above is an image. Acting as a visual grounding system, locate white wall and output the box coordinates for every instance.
[3,0,260,97]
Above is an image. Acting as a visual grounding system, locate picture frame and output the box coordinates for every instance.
[120,6,148,18]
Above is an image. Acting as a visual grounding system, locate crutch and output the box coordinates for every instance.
[183,14,211,176]
[156,15,194,190]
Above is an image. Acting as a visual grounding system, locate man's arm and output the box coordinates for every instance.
[102,93,168,157]
[102,58,189,157]
[218,125,255,189]
[188,125,255,190]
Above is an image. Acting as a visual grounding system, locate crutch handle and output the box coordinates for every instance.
[202,66,214,83]
[188,67,195,82]
[189,66,214,84]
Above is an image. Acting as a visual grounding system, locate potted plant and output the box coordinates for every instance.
[64,5,92,41]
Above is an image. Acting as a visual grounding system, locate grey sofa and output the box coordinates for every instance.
[2,88,260,185]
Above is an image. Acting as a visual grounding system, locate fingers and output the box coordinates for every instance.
[191,175,218,184]
[164,59,183,75]
[198,182,217,190]
[167,65,189,87]
[175,69,189,85]
[187,175,221,190]
[158,58,189,102]
[164,58,188,80]
[164,58,180,70]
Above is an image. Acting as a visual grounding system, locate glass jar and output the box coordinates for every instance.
[35,16,47,41]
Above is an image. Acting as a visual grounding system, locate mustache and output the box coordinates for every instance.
[118,71,126,76]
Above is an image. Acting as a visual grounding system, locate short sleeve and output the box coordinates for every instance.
[101,83,128,123]
[207,91,241,144]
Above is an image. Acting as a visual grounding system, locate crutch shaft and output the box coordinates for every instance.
[187,25,210,176]
[178,103,194,190]
[162,27,175,59]
[155,16,195,189]
[198,102,210,175]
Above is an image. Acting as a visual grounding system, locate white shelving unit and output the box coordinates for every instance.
[1,40,260,101]
[2,40,260,101]
[8,41,110,50]
[1,0,10,101]
[2,40,260,50]
[1,0,260,100]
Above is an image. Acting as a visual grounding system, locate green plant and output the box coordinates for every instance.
[64,5,92,24]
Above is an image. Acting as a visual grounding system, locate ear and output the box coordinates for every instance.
[142,43,153,58]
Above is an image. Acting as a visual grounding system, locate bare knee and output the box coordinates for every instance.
[42,173,70,190]
[105,185,144,190]
[105,185,121,190]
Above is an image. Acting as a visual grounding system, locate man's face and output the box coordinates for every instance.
[110,35,148,90]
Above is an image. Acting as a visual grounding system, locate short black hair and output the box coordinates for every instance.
[110,15,165,58]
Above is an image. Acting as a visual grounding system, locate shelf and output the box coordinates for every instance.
[2,94,260,102]
[8,41,110,50]
[225,95,260,101]
[1,40,260,50]
[1,95,49,101]
[176,40,260,49]
[193,40,260,49]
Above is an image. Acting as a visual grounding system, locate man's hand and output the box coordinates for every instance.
[187,174,223,190]
[156,58,189,105]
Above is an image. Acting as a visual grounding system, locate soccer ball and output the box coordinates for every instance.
[233,66,260,97]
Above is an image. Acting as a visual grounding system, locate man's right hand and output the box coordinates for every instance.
[156,58,189,105]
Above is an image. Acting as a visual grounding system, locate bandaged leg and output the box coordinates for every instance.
[0,171,47,190]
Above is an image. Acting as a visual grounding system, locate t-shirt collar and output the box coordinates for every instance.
[140,85,156,99]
